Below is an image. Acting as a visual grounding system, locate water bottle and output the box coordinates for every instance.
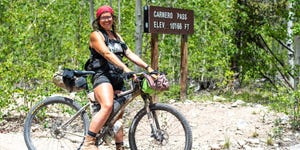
[112,96,125,115]
[88,92,95,102]
[113,120,123,134]
[103,120,122,146]
[103,120,123,145]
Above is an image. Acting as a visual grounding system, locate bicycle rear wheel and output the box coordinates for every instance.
[23,96,90,150]
[129,103,193,150]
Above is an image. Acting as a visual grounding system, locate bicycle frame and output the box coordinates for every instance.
[24,70,192,150]
[58,74,156,143]
[98,78,155,140]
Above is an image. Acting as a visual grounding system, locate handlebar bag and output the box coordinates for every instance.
[142,73,169,94]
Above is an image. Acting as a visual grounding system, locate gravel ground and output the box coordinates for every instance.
[1,100,300,150]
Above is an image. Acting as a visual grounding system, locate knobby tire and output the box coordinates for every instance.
[23,96,89,150]
[128,103,193,150]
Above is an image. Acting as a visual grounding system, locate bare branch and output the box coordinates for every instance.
[275,38,294,53]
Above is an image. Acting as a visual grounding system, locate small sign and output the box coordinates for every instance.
[144,5,194,35]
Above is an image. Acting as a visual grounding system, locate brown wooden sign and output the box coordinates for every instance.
[144,5,194,35]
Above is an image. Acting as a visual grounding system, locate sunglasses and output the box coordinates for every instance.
[100,16,113,21]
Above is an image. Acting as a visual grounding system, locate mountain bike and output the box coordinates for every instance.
[23,69,193,150]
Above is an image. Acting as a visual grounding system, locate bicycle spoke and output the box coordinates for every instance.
[27,101,86,150]
[134,109,187,150]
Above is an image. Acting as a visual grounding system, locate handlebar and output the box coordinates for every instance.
[122,71,153,80]
[73,69,162,81]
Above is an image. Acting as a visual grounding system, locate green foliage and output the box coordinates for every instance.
[0,0,91,119]
[162,84,181,101]
[272,118,285,139]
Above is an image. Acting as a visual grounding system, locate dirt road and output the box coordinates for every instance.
[1,101,300,149]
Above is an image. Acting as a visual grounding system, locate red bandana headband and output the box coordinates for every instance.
[96,5,114,18]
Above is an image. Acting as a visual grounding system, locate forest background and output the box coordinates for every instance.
[1,0,300,129]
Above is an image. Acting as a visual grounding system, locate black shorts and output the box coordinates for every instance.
[92,71,125,91]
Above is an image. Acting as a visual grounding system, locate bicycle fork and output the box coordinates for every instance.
[144,101,167,145]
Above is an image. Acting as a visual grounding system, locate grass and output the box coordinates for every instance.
[266,136,274,146]
[252,130,259,138]
[223,136,231,149]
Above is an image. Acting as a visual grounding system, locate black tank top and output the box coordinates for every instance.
[88,30,127,73]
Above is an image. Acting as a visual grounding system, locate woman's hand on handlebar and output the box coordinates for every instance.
[146,66,158,79]
[149,70,158,79]
[122,72,136,81]
[123,67,137,81]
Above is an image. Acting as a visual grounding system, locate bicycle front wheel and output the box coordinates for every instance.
[23,96,90,150]
[129,103,193,150]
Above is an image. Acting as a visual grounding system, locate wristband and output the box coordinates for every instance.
[145,65,150,70]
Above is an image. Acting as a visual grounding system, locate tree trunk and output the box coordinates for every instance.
[287,2,295,89]
[118,0,121,31]
[135,0,143,71]
[89,0,94,28]
[231,0,246,89]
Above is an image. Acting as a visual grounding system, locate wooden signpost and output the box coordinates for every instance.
[144,5,194,34]
[144,5,194,100]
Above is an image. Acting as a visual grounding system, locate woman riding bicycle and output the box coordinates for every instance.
[82,5,154,150]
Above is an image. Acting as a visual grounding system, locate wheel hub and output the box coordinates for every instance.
[153,130,169,146]
[50,121,66,139]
